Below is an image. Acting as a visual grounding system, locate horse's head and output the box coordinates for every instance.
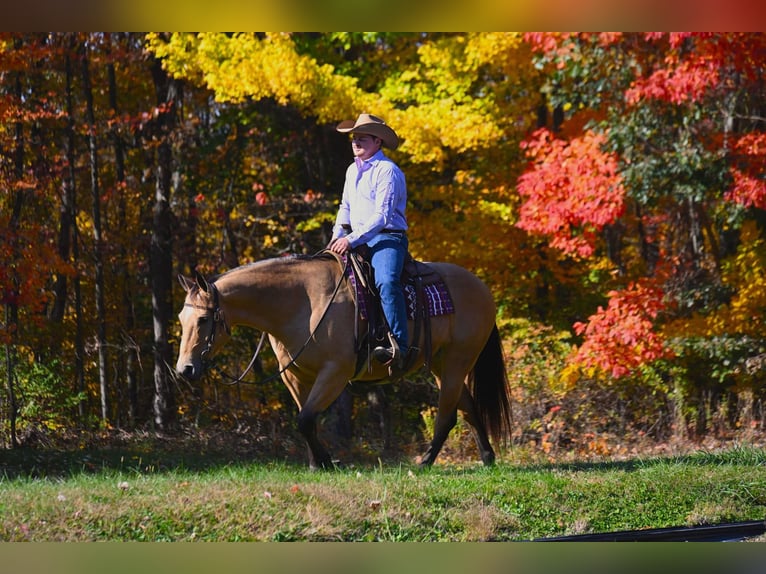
[176,270,231,381]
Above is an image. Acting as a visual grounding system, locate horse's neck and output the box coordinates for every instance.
[216,258,327,335]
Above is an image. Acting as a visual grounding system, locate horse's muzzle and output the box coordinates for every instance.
[177,363,203,381]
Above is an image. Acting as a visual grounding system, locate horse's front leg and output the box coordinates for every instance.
[275,340,346,470]
[296,408,334,470]
[290,369,350,470]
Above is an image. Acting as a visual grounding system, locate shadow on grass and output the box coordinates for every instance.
[3,428,765,481]
[409,443,766,479]
[0,426,425,480]
[0,428,308,480]
[484,443,766,478]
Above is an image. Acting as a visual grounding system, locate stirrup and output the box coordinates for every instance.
[373,332,401,365]
[373,345,398,365]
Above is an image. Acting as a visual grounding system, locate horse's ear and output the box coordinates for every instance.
[178,274,194,293]
[194,269,210,293]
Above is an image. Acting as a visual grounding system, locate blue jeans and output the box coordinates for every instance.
[367,232,409,355]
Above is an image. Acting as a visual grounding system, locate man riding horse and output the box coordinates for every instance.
[328,114,409,373]
[175,114,512,469]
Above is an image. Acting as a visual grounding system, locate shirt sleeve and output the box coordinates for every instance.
[331,164,355,239]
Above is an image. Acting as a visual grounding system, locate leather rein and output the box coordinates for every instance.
[186,252,349,386]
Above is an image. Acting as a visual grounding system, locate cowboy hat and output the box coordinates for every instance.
[336,113,399,150]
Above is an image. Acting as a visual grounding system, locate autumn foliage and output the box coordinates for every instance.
[726,133,766,210]
[572,280,672,378]
[517,128,626,258]
[2,32,766,456]
[518,32,766,404]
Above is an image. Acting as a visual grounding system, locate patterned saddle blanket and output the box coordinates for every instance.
[345,256,454,320]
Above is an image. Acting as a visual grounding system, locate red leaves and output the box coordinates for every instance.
[625,33,766,106]
[523,33,622,57]
[726,133,766,210]
[572,280,673,378]
[626,63,718,106]
[516,128,626,258]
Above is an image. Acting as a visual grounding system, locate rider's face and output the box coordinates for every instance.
[350,133,381,160]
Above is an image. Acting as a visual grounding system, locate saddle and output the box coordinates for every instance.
[343,248,454,377]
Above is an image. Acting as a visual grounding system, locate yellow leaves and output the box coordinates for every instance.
[417,33,524,77]
[464,33,527,76]
[145,33,202,82]
[146,33,535,166]
[663,221,766,342]
[392,101,502,166]
[713,221,766,335]
[477,200,514,223]
[148,33,364,126]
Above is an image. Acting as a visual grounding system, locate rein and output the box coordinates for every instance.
[195,252,350,387]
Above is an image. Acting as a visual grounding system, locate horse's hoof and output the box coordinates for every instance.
[415,455,434,469]
[481,452,496,466]
[310,458,338,471]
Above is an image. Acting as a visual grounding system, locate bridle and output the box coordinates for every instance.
[184,281,230,363]
[183,252,349,386]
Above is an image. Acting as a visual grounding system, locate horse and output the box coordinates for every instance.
[175,252,512,469]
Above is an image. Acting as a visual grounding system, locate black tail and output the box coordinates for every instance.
[471,324,512,445]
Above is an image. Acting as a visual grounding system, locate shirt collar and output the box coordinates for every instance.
[355,149,385,171]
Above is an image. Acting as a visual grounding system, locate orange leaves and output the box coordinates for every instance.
[571,280,673,378]
[516,128,626,258]
[0,223,71,310]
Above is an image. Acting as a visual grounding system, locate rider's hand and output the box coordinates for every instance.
[328,237,351,255]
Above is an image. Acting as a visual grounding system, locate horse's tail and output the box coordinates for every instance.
[471,323,512,446]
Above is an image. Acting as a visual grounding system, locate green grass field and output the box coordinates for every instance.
[2,442,765,542]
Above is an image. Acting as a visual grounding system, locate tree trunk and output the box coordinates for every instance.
[150,53,180,430]
[50,44,75,326]
[56,41,87,422]
[81,40,110,424]
[107,38,139,427]
[5,64,25,448]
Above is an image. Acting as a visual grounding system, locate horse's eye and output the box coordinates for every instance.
[197,316,210,327]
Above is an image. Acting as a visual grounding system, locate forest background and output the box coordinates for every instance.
[2,32,766,463]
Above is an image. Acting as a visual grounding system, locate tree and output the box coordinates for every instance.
[149,47,181,431]
[145,33,544,306]
[0,34,77,444]
[80,39,110,424]
[519,32,766,436]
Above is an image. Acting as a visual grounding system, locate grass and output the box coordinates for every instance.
[2,441,766,541]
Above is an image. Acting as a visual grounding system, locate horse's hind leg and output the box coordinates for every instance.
[418,407,457,468]
[417,373,463,468]
[457,384,495,466]
[418,382,496,467]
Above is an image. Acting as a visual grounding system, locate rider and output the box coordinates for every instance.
[328,113,409,371]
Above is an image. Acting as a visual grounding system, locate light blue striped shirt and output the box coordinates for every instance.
[332,150,408,248]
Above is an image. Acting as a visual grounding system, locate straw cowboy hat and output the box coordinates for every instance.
[336,113,399,150]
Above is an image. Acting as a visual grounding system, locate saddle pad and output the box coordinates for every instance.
[347,263,454,320]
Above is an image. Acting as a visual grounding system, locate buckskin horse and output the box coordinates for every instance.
[175,252,512,469]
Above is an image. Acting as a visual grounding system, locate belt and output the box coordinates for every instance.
[380,229,406,234]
